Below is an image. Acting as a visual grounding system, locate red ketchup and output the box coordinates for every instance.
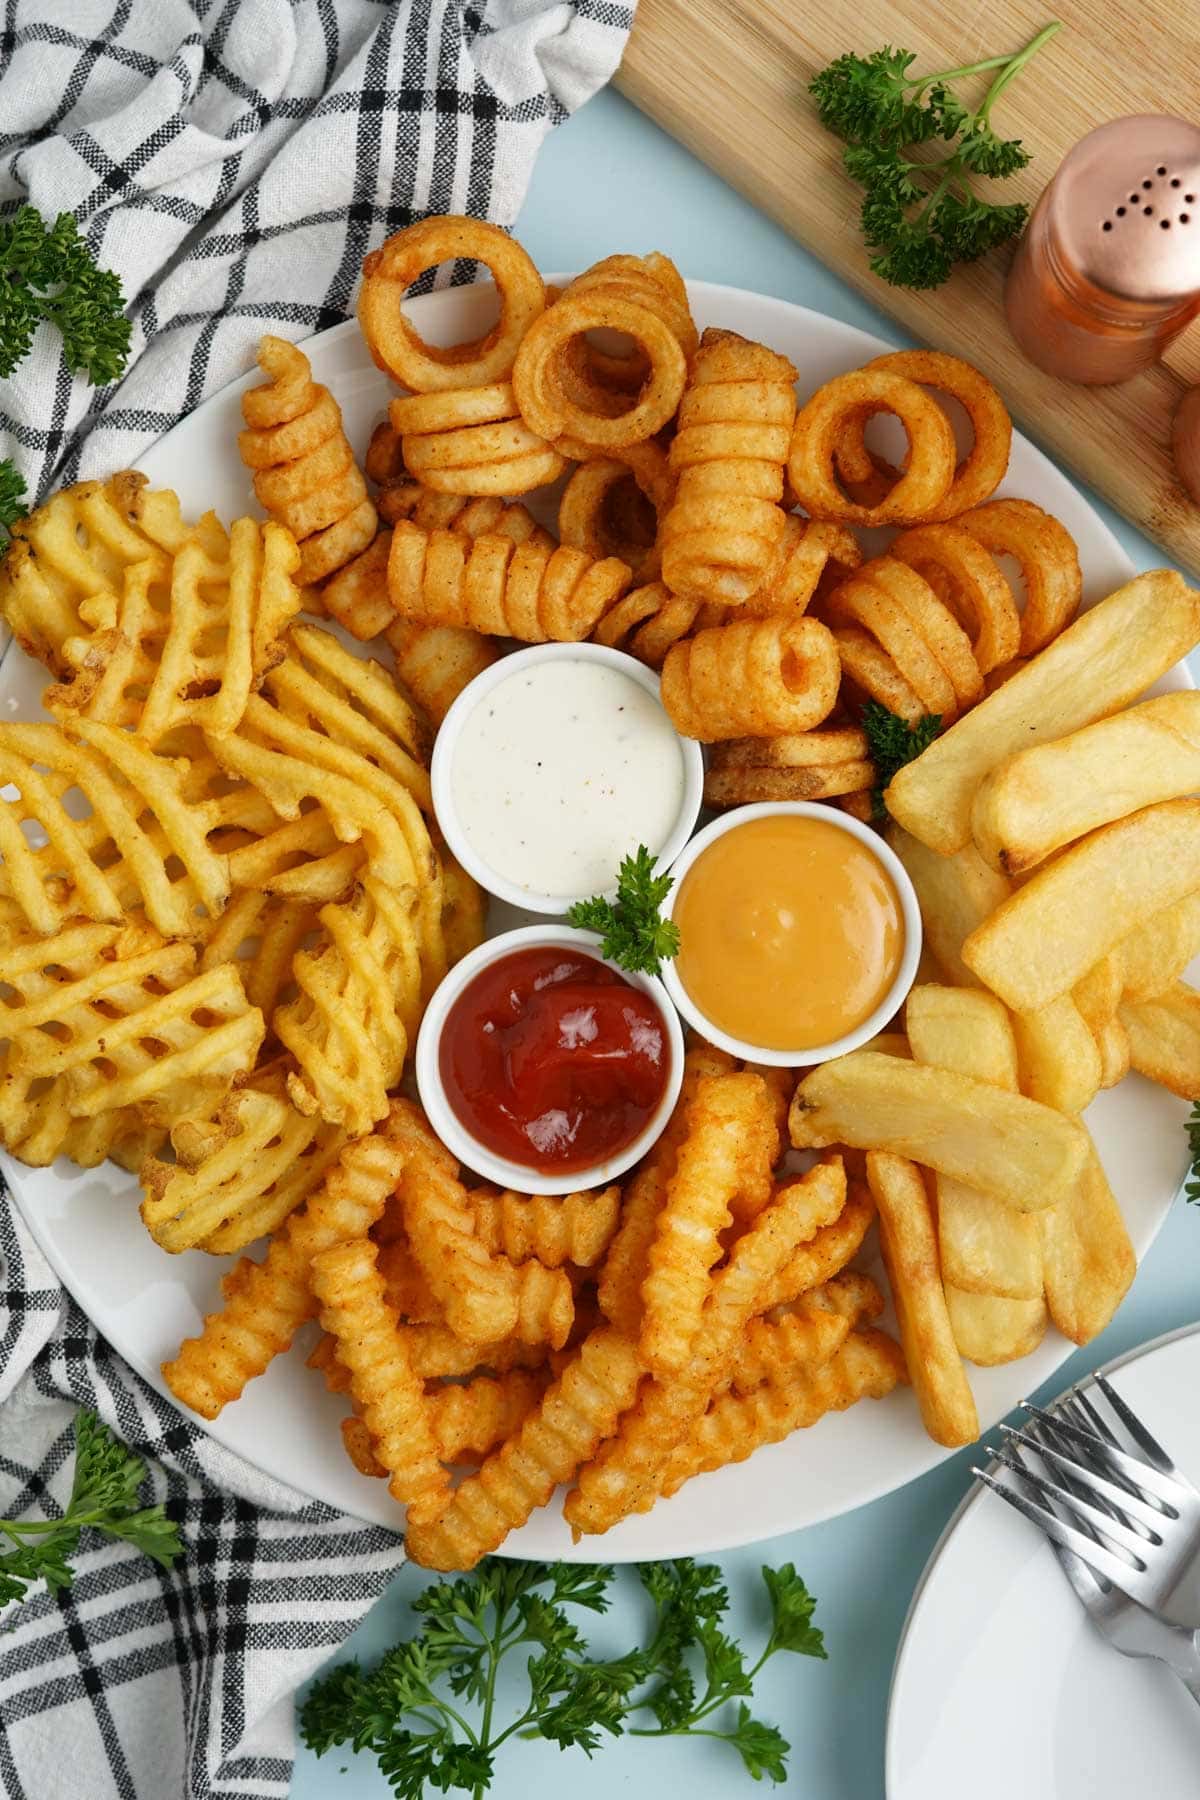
[439,946,669,1174]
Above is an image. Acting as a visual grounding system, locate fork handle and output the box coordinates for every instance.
[1169,1654,1200,1709]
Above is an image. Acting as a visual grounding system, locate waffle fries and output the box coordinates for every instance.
[0,475,473,1239]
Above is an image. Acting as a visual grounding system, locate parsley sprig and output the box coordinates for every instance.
[1185,1101,1200,1204]
[0,206,131,385]
[300,1557,825,1797]
[0,204,132,548]
[0,1409,182,1607]
[811,24,1062,288]
[568,845,681,977]
[862,700,942,820]
[0,461,26,547]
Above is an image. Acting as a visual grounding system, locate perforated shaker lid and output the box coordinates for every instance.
[1048,115,1200,305]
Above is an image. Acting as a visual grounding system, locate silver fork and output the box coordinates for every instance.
[974,1373,1200,1648]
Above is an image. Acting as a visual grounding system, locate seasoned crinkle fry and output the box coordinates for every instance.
[659,1329,908,1498]
[728,1273,883,1395]
[790,1051,1088,1211]
[341,1416,385,1478]
[375,1235,442,1323]
[469,1185,621,1268]
[660,616,841,742]
[1120,984,1200,1098]
[659,328,797,607]
[404,1326,644,1571]
[565,1157,849,1535]
[386,519,630,644]
[398,1324,554,1380]
[867,1153,978,1447]
[885,571,1200,856]
[639,1071,774,1375]
[310,1237,449,1524]
[962,800,1200,1014]
[141,1084,345,1254]
[971,693,1200,876]
[401,1157,574,1347]
[428,1370,550,1462]
[755,1179,874,1312]
[162,1101,424,1418]
[239,335,377,587]
[1039,1139,1135,1345]
[0,719,230,940]
[597,1043,736,1336]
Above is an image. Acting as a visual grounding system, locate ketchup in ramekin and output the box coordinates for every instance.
[438,945,670,1175]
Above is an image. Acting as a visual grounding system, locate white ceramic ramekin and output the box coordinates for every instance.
[659,801,923,1069]
[415,923,685,1195]
[429,641,704,915]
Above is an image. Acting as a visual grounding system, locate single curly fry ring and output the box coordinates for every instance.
[820,571,957,719]
[787,369,956,526]
[512,293,687,450]
[953,497,1082,655]
[558,448,669,585]
[856,557,982,711]
[889,522,1021,675]
[358,216,546,392]
[833,350,1012,522]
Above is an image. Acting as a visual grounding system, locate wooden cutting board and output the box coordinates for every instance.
[615,0,1200,573]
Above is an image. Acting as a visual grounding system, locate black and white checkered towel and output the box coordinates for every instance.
[0,3,634,1795]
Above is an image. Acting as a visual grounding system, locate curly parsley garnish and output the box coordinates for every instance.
[0,1410,182,1608]
[810,24,1062,289]
[862,701,943,820]
[299,1557,826,1796]
[0,205,132,548]
[568,845,681,977]
[1185,1101,1200,1204]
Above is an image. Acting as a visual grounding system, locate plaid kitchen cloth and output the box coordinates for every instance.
[0,2,634,1796]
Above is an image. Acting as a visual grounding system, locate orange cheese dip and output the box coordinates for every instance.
[672,814,904,1052]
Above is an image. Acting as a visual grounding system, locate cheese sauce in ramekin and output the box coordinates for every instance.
[660,802,923,1067]
[432,644,703,913]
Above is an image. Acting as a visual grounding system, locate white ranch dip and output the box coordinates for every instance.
[450,658,687,900]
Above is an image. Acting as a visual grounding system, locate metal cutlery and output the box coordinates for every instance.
[974,1373,1200,1696]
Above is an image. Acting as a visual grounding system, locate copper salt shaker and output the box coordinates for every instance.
[1006,115,1200,386]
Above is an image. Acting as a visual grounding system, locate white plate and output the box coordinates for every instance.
[887,1324,1200,1800]
[1,280,1192,1560]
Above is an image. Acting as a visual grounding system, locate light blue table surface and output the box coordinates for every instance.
[292,86,1200,1800]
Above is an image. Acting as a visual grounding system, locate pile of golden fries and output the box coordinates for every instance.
[4,213,1200,1570]
[0,469,480,1253]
